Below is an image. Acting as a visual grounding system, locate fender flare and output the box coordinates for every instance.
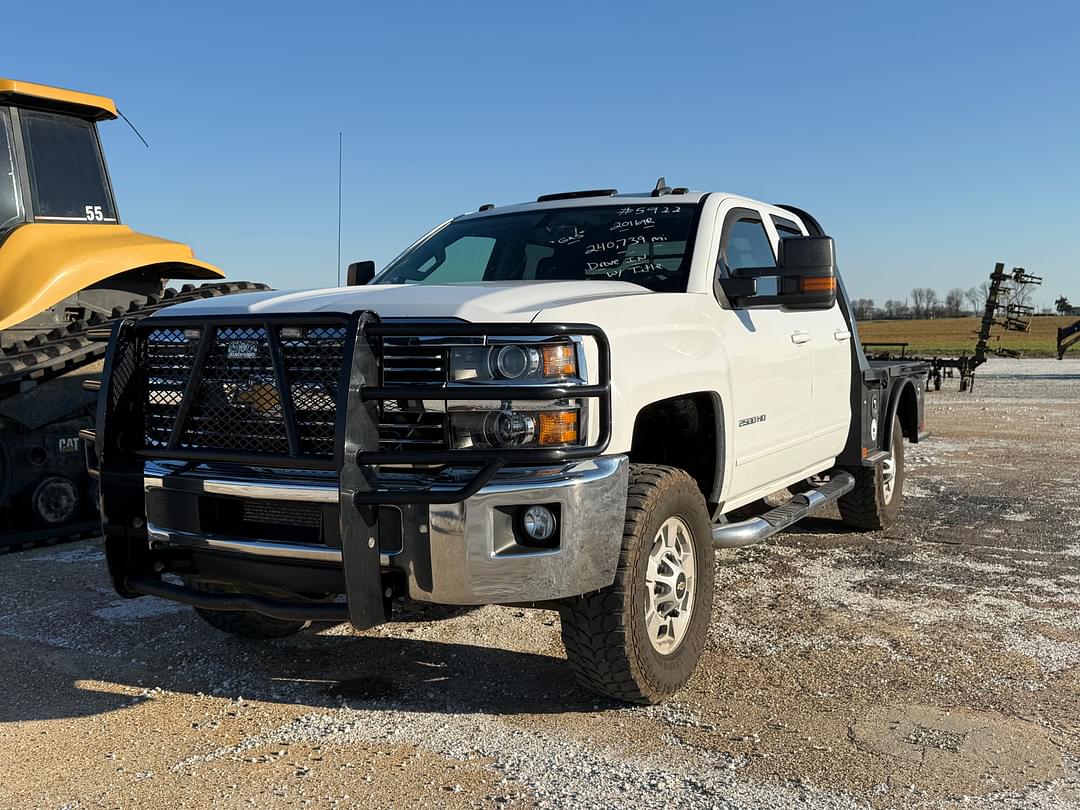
[881,378,919,452]
[707,391,726,510]
[625,389,727,514]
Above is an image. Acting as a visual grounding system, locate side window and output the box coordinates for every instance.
[719,214,777,297]
[772,215,804,241]
[724,218,776,271]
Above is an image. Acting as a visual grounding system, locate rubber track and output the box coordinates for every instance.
[0,281,269,389]
[0,281,269,554]
[559,464,695,704]
[0,521,100,554]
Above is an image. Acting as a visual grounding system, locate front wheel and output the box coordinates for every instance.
[838,413,905,530]
[559,465,714,704]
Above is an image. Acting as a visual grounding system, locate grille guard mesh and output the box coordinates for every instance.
[119,313,612,482]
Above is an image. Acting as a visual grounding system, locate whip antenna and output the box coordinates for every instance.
[336,131,343,286]
[116,109,150,149]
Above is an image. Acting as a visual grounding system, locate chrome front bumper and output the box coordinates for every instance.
[144,455,628,606]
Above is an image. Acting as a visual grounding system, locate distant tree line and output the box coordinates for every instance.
[853,284,1073,320]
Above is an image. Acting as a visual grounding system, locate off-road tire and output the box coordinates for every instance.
[838,413,904,531]
[190,581,311,639]
[558,465,714,704]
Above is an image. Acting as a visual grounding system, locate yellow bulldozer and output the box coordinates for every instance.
[0,78,266,548]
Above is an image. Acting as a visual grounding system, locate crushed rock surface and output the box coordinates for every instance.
[1,358,1079,808]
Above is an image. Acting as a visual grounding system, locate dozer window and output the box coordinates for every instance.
[20,110,116,224]
[0,109,21,232]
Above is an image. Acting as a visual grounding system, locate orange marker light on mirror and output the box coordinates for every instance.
[800,276,836,293]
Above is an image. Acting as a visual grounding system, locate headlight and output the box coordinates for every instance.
[451,408,580,449]
[449,341,579,383]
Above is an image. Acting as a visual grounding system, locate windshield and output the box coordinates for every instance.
[0,108,22,232]
[20,110,117,223]
[377,203,701,292]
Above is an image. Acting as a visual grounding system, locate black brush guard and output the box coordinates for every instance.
[94,311,611,629]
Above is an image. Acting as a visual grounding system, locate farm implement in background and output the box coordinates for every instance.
[864,262,1042,391]
[1060,319,1080,360]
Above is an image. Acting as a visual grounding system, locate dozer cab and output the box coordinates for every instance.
[0,78,266,548]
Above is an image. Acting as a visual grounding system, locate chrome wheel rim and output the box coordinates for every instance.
[644,516,696,654]
[881,452,897,503]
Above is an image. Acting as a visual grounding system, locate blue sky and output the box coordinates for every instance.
[6,0,1079,307]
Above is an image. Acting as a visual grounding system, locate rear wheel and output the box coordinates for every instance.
[189,581,312,639]
[559,465,714,704]
[838,413,905,530]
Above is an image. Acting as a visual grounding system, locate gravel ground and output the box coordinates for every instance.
[1,357,1079,809]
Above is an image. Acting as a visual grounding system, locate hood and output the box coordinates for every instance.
[152,281,653,323]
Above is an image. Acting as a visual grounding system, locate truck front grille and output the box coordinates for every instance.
[378,342,450,454]
[142,324,348,459]
[382,345,447,384]
[138,322,453,461]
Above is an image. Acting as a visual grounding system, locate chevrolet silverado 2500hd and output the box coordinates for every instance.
[89,185,927,704]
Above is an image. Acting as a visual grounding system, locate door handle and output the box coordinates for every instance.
[790,331,812,345]
[834,329,851,342]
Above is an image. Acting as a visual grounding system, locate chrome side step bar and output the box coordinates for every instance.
[712,471,855,549]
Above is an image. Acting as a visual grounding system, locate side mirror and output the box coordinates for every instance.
[718,236,836,310]
[346,260,376,286]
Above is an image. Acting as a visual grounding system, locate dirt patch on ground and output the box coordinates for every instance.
[1,358,1079,808]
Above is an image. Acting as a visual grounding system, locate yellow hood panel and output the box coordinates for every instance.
[0,224,225,331]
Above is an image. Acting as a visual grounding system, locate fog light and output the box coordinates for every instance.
[521,505,557,542]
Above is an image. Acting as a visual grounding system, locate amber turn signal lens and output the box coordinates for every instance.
[538,410,579,445]
[800,276,836,293]
[541,344,577,378]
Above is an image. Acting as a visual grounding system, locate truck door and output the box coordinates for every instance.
[714,206,816,499]
[770,215,853,468]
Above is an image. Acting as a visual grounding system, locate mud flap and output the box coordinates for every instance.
[338,312,388,630]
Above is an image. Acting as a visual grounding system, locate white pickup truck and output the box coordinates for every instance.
[91,184,927,704]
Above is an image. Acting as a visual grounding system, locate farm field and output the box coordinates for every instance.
[858,314,1074,359]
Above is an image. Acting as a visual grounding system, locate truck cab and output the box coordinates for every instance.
[92,185,926,704]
